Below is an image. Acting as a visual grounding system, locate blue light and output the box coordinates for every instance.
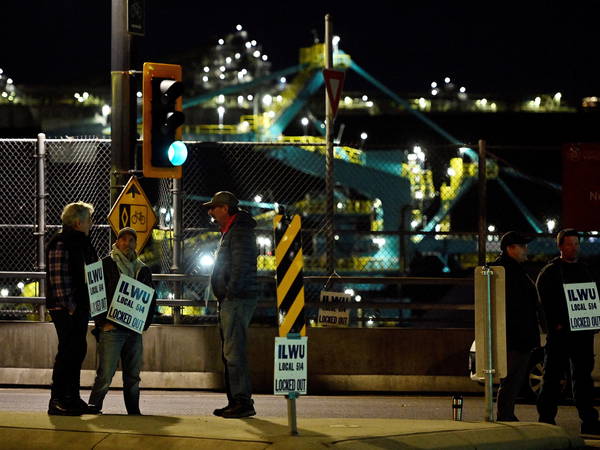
[168,141,188,166]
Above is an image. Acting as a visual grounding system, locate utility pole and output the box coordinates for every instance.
[111,0,136,206]
[324,14,334,274]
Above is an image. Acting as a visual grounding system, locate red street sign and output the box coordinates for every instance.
[323,69,345,118]
[562,143,600,230]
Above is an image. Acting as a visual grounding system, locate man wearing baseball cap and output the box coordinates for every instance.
[536,229,600,435]
[204,191,258,418]
[87,227,156,415]
[493,231,540,421]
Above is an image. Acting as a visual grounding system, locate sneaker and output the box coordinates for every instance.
[48,398,82,416]
[581,421,600,436]
[221,403,256,419]
[213,405,232,417]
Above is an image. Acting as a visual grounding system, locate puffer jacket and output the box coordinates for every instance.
[210,210,258,301]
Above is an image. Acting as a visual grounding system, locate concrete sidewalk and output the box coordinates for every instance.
[0,412,586,449]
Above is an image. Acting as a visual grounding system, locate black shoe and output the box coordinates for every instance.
[581,421,600,436]
[498,416,519,422]
[84,404,102,415]
[221,403,256,419]
[48,398,82,416]
[213,405,232,417]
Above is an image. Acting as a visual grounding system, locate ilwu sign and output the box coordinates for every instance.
[318,291,351,327]
[107,274,154,334]
[563,282,600,331]
[274,337,307,395]
[86,261,108,317]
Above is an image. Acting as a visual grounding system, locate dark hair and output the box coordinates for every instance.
[557,228,579,247]
[226,205,239,216]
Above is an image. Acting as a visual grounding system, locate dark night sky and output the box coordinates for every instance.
[2,2,600,98]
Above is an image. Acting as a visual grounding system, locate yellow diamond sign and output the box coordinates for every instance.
[108,176,157,253]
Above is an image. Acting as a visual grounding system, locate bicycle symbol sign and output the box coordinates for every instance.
[108,176,157,253]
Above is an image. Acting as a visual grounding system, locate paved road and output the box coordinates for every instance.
[0,388,590,439]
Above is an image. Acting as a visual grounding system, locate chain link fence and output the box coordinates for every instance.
[2,137,600,327]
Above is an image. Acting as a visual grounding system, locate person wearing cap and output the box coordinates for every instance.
[536,229,600,435]
[204,191,258,419]
[87,227,156,415]
[492,231,541,421]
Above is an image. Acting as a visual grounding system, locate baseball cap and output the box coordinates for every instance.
[117,227,137,240]
[203,191,239,209]
[500,231,532,251]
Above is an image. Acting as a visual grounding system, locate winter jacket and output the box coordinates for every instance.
[94,256,156,331]
[46,227,98,311]
[537,256,597,336]
[493,254,541,351]
[210,210,258,301]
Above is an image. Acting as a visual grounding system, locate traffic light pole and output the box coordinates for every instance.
[111,0,135,207]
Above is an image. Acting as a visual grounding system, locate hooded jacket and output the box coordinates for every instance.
[536,256,597,335]
[493,253,541,351]
[210,210,258,301]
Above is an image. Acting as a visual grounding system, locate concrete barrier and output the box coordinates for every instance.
[0,321,479,392]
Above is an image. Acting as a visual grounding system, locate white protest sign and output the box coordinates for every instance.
[318,291,351,327]
[85,261,108,317]
[274,337,307,395]
[563,282,600,331]
[107,274,154,334]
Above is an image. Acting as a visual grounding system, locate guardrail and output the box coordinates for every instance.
[0,271,475,325]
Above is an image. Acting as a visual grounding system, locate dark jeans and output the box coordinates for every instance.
[88,328,143,414]
[537,332,599,424]
[497,349,532,421]
[50,308,89,401]
[218,298,257,406]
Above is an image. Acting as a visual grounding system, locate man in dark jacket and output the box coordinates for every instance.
[204,191,258,419]
[46,201,98,415]
[87,227,156,414]
[537,229,600,435]
[493,231,540,421]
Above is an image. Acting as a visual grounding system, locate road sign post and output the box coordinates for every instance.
[274,213,307,435]
[474,265,507,422]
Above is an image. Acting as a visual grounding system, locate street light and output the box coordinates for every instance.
[217,106,225,127]
[301,117,309,135]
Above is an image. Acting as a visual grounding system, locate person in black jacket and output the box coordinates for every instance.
[46,201,98,416]
[493,231,541,421]
[87,227,156,415]
[536,229,600,435]
[204,191,258,419]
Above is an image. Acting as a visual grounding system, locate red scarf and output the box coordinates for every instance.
[221,213,237,234]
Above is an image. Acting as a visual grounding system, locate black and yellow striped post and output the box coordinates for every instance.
[274,214,306,337]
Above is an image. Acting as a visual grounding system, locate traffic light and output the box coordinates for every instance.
[142,62,187,178]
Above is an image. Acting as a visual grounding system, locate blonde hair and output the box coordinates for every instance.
[61,201,94,227]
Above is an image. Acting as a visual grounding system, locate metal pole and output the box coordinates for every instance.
[35,133,47,321]
[478,140,487,266]
[111,0,134,207]
[324,13,334,274]
[171,177,183,324]
[286,394,298,435]
[483,266,495,422]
